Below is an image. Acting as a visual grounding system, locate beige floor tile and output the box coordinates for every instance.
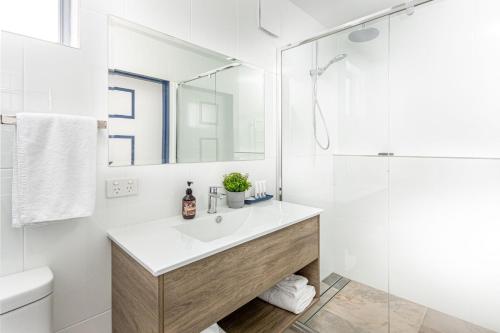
[285,323,320,333]
[316,281,426,333]
[297,279,493,333]
[418,309,495,333]
[307,308,362,333]
[322,281,389,333]
[389,295,427,333]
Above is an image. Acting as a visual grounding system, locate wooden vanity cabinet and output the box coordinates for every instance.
[112,216,320,333]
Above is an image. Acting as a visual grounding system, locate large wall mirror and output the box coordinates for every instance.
[107,16,265,166]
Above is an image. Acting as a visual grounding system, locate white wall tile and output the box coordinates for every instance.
[329,156,389,291]
[99,163,191,229]
[259,0,283,37]
[22,42,85,114]
[281,41,317,158]
[389,157,500,332]
[0,169,23,276]
[0,125,14,169]
[56,310,111,333]
[22,10,108,118]
[264,72,277,158]
[185,158,277,209]
[123,0,190,40]
[1,32,23,170]
[326,18,390,156]
[282,154,390,284]
[190,0,238,57]
[81,0,125,16]
[237,0,277,72]
[79,9,109,122]
[280,1,325,45]
[1,32,24,115]
[281,154,336,279]
[389,0,500,158]
[23,219,111,331]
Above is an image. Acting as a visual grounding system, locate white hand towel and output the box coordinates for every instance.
[12,113,97,226]
[259,284,316,314]
[275,274,309,296]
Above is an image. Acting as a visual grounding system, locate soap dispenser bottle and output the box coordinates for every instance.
[182,181,196,219]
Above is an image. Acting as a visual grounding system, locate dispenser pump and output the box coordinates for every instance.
[186,181,193,195]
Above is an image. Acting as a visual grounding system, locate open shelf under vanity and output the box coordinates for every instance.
[219,296,320,333]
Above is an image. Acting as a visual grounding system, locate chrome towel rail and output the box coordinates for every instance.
[0,114,108,129]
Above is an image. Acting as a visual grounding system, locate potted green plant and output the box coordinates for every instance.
[223,172,251,208]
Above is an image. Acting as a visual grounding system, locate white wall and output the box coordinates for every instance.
[0,1,324,333]
[290,0,401,28]
[390,0,500,158]
[389,158,500,332]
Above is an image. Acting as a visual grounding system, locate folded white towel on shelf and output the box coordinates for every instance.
[274,274,309,296]
[259,284,316,315]
[200,323,225,333]
[12,113,97,227]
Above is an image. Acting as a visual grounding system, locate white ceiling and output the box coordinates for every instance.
[290,0,403,28]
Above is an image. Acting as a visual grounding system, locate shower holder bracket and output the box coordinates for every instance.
[406,0,415,15]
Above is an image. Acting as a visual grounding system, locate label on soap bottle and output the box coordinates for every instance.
[183,200,196,218]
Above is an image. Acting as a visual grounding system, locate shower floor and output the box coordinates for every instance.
[286,273,495,333]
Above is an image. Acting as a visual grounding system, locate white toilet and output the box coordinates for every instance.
[0,267,53,333]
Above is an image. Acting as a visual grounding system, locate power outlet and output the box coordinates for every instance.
[106,179,139,198]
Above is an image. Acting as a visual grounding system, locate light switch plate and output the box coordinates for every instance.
[106,178,139,198]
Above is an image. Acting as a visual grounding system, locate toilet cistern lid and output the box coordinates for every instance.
[0,266,53,314]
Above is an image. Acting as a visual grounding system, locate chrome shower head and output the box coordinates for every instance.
[310,53,347,77]
[348,27,380,43]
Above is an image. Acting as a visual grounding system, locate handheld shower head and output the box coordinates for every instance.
[309,53,347,77]
[309,52,347,151]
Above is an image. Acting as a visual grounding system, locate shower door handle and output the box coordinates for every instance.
[378,152,394,156]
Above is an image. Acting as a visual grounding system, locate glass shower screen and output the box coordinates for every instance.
[281,1,500,331]
[280,16,391,332]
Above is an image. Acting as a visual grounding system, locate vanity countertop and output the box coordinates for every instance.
[107,200,322,276]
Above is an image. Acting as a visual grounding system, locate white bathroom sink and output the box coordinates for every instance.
[107,200,322,276]
[174,210,250,242]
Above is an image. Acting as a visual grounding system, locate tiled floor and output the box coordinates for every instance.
[286,274,494,333]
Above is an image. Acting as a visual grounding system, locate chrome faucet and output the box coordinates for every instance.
[208,186,225,214]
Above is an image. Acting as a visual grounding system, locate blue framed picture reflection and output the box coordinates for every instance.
[108,87,135,119]
[108,135,135,166]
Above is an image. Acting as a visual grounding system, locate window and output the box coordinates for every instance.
[0,0,79,47]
